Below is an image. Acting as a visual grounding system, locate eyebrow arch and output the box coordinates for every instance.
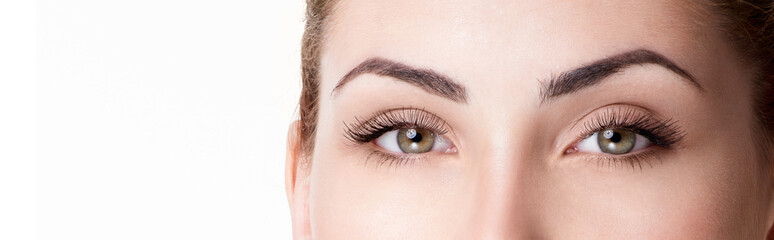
[331,57,468,103]
[539,49,702,103]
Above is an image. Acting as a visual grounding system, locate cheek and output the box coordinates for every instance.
[651,151,766,238]
[544,146,764,238]
[307,143,470,238]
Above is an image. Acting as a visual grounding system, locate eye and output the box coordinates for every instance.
[374,127,455,154]
[576,129,652,154]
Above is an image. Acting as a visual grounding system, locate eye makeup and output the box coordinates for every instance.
[344,107,450,143]
[343,105,685,170]
[343,107,454,167]
[566,105,686,169]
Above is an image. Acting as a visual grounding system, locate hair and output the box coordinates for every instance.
[298,0,337,156]
[298,0,774,159]
[711,0,774,164]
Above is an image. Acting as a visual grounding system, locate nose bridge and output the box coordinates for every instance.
[458,65,544,237]
[467,114,540,238]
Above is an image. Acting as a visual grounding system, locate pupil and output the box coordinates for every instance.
[609,132,621,142]
[410,132,422,142]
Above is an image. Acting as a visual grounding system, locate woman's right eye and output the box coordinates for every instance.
[374,127,455,154]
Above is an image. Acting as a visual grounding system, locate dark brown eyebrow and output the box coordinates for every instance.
[331,57,468,103]
[540,49,702,103]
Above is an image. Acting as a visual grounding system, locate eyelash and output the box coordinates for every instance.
[572,106,685,169]
[343,107,449,167]
[343,106,685,170]
[344,107,449,143]
[578,107,684,146]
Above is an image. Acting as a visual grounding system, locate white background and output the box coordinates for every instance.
[3,0,304,239]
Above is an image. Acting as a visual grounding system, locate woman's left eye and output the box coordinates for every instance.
[576,128,652,154]
[374,128,455,154]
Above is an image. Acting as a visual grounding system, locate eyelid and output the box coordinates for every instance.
[571,105,683,146]
[343,107,454,145]
[566,104,659,134]
[580,151,661,170]
[562,104,684,169]
[343,107,457,168]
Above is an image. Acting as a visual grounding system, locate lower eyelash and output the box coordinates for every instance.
[362,150,427,169]
[584,150,663,171]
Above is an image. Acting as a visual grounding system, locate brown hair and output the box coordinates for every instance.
[299,0,337,156]
[298,0,774,157]
[712,1,774,160]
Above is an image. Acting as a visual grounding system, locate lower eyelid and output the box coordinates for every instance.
[564,134,666,170]
[586,150,662,170]
[362,149,429,169]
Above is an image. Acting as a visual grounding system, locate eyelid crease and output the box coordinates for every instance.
[566,103,661,132]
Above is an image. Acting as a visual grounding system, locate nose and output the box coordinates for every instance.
[462,127,545,238]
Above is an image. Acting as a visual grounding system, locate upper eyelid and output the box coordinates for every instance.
[343,107,454,143]
[569,106,684,152]
[580,111,656,137]
[371,107,450,134]
[567,103,663,132]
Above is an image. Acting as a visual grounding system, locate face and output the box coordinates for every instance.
[288,0,773,238]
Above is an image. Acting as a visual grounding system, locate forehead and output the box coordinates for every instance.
[318,0,718,96]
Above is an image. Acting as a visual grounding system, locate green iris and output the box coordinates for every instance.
[397,128,435,153]
[597,129,636,154]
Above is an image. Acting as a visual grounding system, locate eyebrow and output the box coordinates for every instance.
[539,49,702,103]
[331,57,468,103]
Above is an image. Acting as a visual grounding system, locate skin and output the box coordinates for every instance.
[287,0,774,239]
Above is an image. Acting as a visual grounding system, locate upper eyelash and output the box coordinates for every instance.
[579,106,685,147]
[343,107,449,144]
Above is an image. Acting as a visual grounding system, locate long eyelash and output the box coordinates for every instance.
[579,106,685,147]
[343,107,449,144]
